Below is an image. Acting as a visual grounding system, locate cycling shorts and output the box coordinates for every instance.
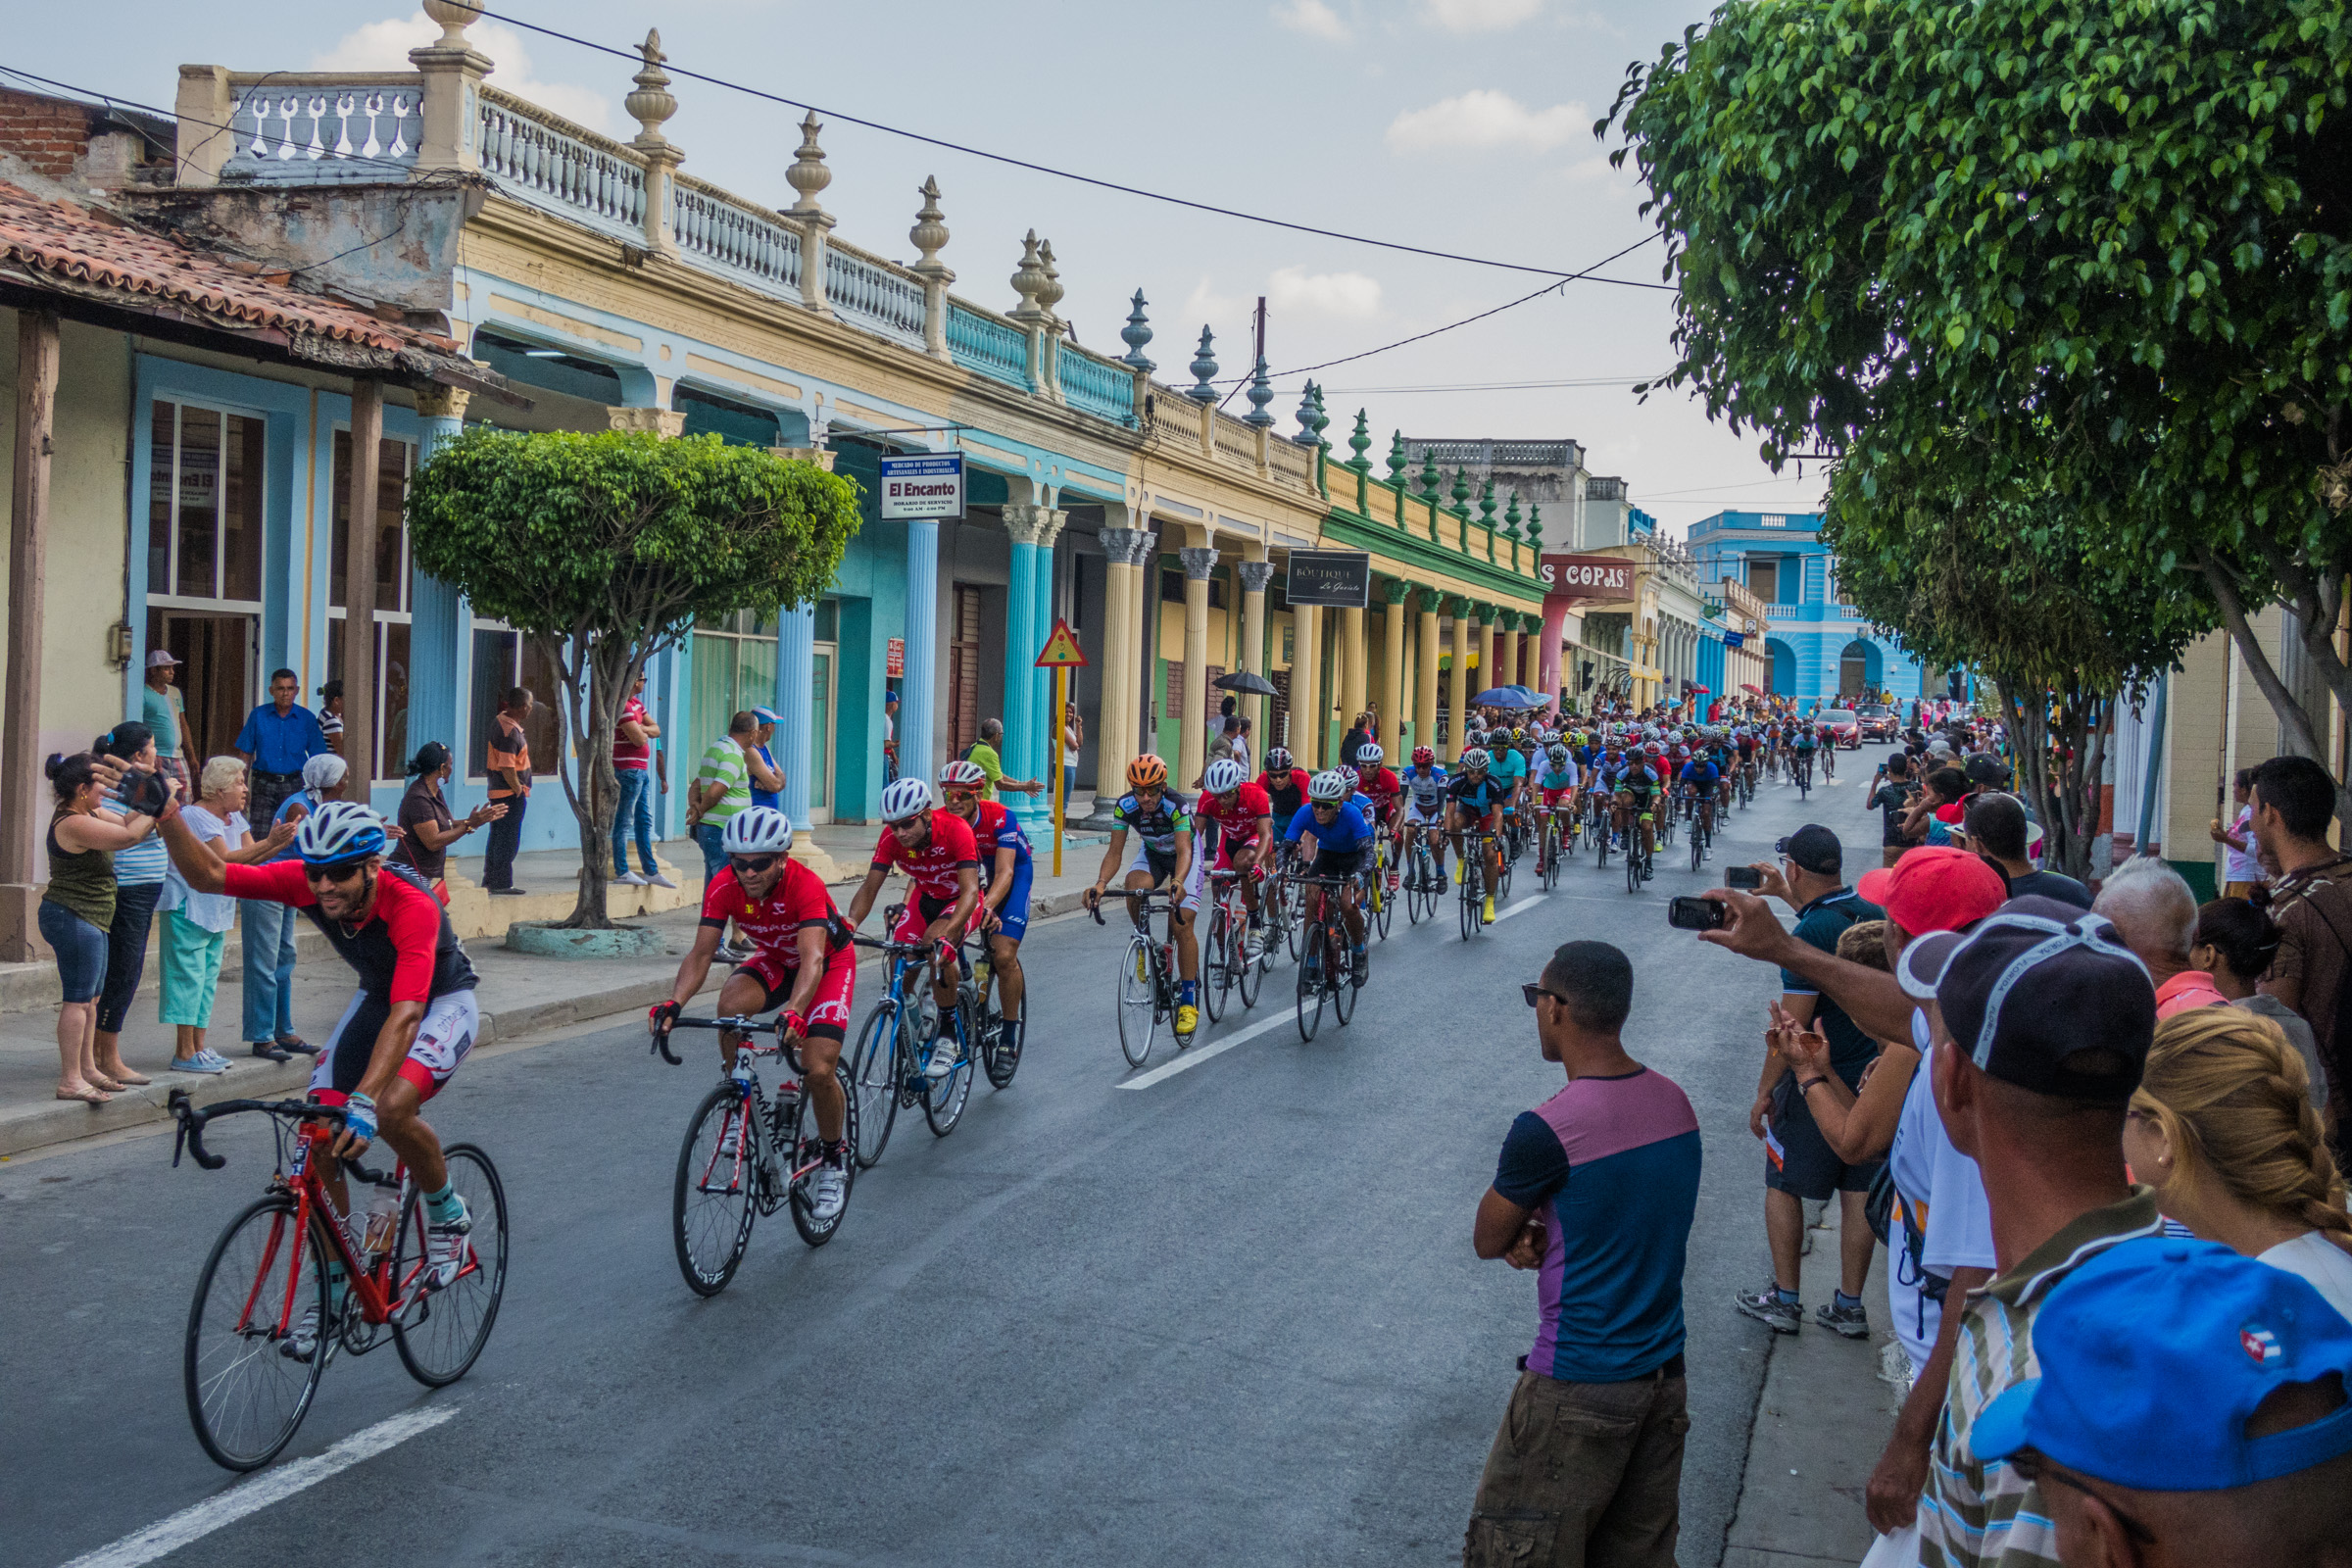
[1403,800,1446,828]
[733,944,858,1041]
[989,857,1035,943]
[1128,841,1206,912]
[1302,846,1368,880]
[1450,802,1501,833]
[311,988,480,1103]
[1210,834,1263,876]
[1540,786,1575,808]
[892,891,985,948]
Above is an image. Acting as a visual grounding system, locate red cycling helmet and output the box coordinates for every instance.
[1411,745,1435,766]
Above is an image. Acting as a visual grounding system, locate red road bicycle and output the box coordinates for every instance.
[167,1089,508,1470]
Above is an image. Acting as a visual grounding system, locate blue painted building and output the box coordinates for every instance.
[1687,511,1925,706]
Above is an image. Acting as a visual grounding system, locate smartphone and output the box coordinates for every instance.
[1667,896,1729,931]
[1724,865,1764,891]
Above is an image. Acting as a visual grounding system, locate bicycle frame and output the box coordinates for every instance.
[667,1018,834,1197]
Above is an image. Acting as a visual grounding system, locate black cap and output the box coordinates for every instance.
[1963,753,2010,787]
[1896,896,2155,1105]
[1777,823,1842,876]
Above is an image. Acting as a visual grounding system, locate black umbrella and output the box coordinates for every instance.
[1212,670,1279,697]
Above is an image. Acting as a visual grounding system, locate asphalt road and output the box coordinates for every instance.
[4,766,1865,1568]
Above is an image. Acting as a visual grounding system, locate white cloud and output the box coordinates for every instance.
[1418,0,1544,32]
[1273,0,1350,41]
[1268,266,1382,319]
[312,12,614,134]
[1385,90,1589,154]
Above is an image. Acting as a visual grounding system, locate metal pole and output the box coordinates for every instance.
[1053,664,1066,878]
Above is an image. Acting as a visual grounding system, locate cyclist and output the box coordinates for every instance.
[1533,743,1581,869]
[1734,724,1759,793]
[1481,728,1530,855]
[156,798,481,1350]
[1816,717,1838,779]
[1446,747,1511,924]
[1083,755,1204,1039]
[1197,757,1275,957]
[651,806,853,1219]
[1285,769,1373,986]
[1615,746,1662,867]
[1398,745,1450,890]
[845,776,983,1081]
[1255,747,1307,875]
[937,760,1032,1062]
[1790,716,1819,790]
[1678,744,1722,843]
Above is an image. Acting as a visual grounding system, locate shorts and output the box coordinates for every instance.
[892,891,985,947]
[1403,800,1445,828]
[1211,834,1262,876]
[1127,841,1206,912]
[1303,845,1368,879]
[989,857,1035,943]
[311,988,481,1103]
[732,944,858,1041]
[1539,787,1574,808]
[1765,1077,1883,1201]
[1466,1367,1687,1568]
[1451,803,1501,833]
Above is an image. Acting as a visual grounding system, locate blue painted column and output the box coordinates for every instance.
[901,519,940,793]
[1028,512,1065,830]
[775,604,815,833]
[405,389,469,767]
[1002,505,1045,806]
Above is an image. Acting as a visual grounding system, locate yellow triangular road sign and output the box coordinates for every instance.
[1035,617,1088,668]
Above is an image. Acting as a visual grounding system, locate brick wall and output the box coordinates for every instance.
[0,90,95,181]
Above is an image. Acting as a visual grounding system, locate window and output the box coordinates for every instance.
[1746,558,1780,604]
[1160,569,1228,609]
[466,629,563,779]
[325,430,416,780]
[147,399,267,762]
[690,608,777,759]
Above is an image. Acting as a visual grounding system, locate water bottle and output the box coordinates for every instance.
[972,954,992,998]
[730,1051,756,1088]
[360,1182,400,1264]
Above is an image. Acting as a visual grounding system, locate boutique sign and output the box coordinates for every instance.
[1540,555,1635,601]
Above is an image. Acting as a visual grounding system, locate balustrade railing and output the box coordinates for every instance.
[1265,439,1312,490]
[478,89,645,239]
[670,176,801,296]
[1146,388,1207,443]
[1210,410,1258,466]
[1054,341,1136,425]
[824,244,926,349]
[945,301,1029,389]
[224,79,421,181]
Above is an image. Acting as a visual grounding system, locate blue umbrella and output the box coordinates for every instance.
[1471,686,1544,709]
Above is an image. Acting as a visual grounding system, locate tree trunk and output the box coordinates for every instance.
[2196,550,2352,832]
[1996,678,2110,884]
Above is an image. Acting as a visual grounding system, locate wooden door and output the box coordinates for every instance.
[948,585,983,758]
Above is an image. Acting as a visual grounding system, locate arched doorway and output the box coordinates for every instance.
[1766,638,1796,696]
[1838,638,1884,700]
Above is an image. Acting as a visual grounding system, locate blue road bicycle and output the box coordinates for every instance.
[845,906,976,1169]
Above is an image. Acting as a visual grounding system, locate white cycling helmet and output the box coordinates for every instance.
[1355,742,1383,766]
[294,800,387,866]
[721,805,794,855]
[878,776,934,823]
[1202,758,1247,795]
[1461,747,1492,771]
[1546,744,1569,763]
[1305,769,1351,803]
[1338,765,1360,791]
[938,759,987,790]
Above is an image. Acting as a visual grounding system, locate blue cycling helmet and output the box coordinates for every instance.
[295,800,387,866]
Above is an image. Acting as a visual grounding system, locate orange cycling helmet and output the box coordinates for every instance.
[1126,753,1169,789]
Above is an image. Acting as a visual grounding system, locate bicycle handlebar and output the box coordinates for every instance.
[169,1088,348,1172]
[1089,886,1175,926]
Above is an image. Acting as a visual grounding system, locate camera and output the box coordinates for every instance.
[1724,865,1763,891]
[121,767,172,817]
[1667,896,1729,932]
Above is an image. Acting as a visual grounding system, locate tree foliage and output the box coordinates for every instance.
[1605,0,2352,810]
[408,429,861,926]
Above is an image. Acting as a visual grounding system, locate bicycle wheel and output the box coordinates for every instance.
[786,1088,855,1248]
[1332,934,1358,1027]
[1237,921,1263,1008]
[848,1003,902,1168]
[184,1195,329,1471]
[1202,909,1232,1024]
[1295,918,1326,1041]
[672,1084,760,1297]
[1594,811,1611,868]
[981,1004,1021,1089]
[1627,835,1642,894]
[1370,866,1394,941]
[1691,821,1706,873]
[1404,843,1428,924]
[393,1142,509,1386]
[1117,935,1158,1068]
[1459,867,1480,941]
[922,1022,975,1137]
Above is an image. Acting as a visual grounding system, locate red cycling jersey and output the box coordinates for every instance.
[222,859,472,1005]
[1200,781,1272,845]
[869,810,981,901]
[700,858,846,966]
[1357,766,1402,825]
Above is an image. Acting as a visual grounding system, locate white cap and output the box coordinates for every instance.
[146,649,181,668]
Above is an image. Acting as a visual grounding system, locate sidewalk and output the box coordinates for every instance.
[0,819,1109,1159]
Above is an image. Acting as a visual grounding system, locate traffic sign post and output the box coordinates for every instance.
[1034,617,1088,877]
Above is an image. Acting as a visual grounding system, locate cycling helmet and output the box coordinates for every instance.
[1461,747,1492,771]
[1546,744,1569,764]
[1355,742,1383,766]
[1305,769,1351,803]
[1202,758,1247,795]
[1264,747,1294,771]
[295,800,387,867]
[721,805,794,855]
[878,776,934,823]
[1338,765,1360,791]
[1411,745,1435,766]
[1461,729,1484,749]
[1126,754,1169,790]
[939,759,987,790]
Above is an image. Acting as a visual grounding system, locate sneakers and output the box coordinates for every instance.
[1455,860,1469,888]
[248,1040,291,1062]
[648,870,678,889]
[615,870,648,886]
[281,1304,324,1363]
[1734,1282,1803,1334]
[425,1196,472,1290]
[807,1158,847,1222]
[1174,1004,1199,1037]
[1816,1297,1871,1340]
[172,1050,231,1075]
[923,1031,960,1081]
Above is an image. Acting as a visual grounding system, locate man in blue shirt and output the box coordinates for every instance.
[1285,771,1374,985]
[235,667,331,828]
[1677,751,1722,842]
[1471,940,1700,1565]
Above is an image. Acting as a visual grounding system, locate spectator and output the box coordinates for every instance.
[159,758,290,1075]
[968,716,1042,800]
[394,742,505,905]
[1900,765,1972,847]
[1893,896,2164,1568]
[882,687,900,784]
[1735,824,1885,1339]
[1467,941,1700,1567]
[1340,711,1372,771]
[239,752,348,1063]
[2210,767,2263,899]
[141,649,190,792]
[2129,1007,2352,1319]
[612,670,668,887]
[2251,755,2352,1153]
[316,679,345,755]
[42,751,162,1102]
[1061,707,1084,814]
[1968,1238,2352,1566]
[91,723,170,1091]
[483,686,533,896]
[689,709,759,879]
[2194,898,2328,1108]
[232,667,330,831]
[1232,714,1253,777]
[1866,752,1923,869]
[2094,858,2228,1018]
[1966,793,2090,908]
[748,707,785,809]
[1201,716,1242,785]
[1210,693,1238,756]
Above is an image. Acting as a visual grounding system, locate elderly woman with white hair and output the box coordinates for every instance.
[240,751,351,1061]
[159,756,294,1074]
[2093,855,2230,1018]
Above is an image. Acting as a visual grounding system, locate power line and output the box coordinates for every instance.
[1320,374,1665,394]
[465,5,1681,289]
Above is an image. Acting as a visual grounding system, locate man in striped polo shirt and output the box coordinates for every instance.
[1895,897,2164,1568]
[1467,941,1702,1568]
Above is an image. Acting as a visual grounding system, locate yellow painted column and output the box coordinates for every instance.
[1415,587,1442,760]
[1178,541,1216,786]
[1339,606,1368,735]
[1134,532,1158,760]
[1292,604,1323,768]
[1096,524,1145,792]
[1446,598,1473,762]
[1380,581,1406,755]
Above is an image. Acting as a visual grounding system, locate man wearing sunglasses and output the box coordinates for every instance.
[937,760,1034,1064]
[1285,769,1374,986]
[847,777,984,1079]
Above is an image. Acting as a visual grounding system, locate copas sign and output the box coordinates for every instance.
[877,453,964,520]
[1540,554,1635,601]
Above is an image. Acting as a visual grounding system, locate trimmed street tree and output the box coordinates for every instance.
[1605,0,2352,819]
[408,429,861,927]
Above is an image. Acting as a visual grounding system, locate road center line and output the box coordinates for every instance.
[62,1404,460,1568]
[1491,895,1548,923]
[1117,1008,1307,1089]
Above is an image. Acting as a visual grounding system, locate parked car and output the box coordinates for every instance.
[1820,708,1863,748]
[1854,703,1898,741]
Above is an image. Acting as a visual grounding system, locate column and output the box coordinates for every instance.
[342,380,383,800]
[1338,605,1368,738]
[1475,605,1497,712]
[1498,613,1523,700]
[406,386,469,767]
[1178,542,1217,785]
[774,603,838,878]
[1540,600,1569,709]
[1379,582,1406,755]
[1446,598,1473,762]
[1002,504,1048,801]
[1097,525,1147,803]
[1237,557,1273,742]
[1292,603,1323,768]
[1414,588,1442,762]
[0,308,59,960]
[1026,511,1066,825]
[902,519,940,791]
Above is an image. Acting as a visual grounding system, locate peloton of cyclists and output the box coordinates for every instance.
[1083,755,1204,1040]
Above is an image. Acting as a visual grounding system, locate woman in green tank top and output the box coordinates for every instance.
[43,752,163,1103]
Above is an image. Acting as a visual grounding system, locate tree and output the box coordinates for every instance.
[1604,0,2352,819]
[408,430,861,927]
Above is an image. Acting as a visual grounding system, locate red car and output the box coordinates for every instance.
[1819,709,1863,748]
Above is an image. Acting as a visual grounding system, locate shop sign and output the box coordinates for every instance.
[1284,551,1372,608]
[886,637,906,677]
[878,453,964,519]
[1540,554,1635,601]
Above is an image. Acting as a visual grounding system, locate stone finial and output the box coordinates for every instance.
[1010,230,1049,318]
[1309,384,1332,448]
[1244,356,1275,427]
[1478,478,1498,530]
[1526,503,1544,549]
[1120,290,1154,371]
[1347,411,1372,473]
[1503,491,1523,540]
[1418,451,1443,499]
[1186,326,1218,403]
[1036,240,1065,318]
[625,30,677,150]
[908,176,950,273]
[786,111,831,216]
[421,0,481,49]
[1449,466,1472,519]
[1387,430,1408,487]
[1293,381,1320,446]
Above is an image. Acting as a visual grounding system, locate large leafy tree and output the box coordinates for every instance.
[408,430,861,928]
[1605,0,2352,817]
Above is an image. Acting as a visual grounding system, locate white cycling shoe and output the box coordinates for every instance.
[425,1197,472,1290]
[808,1160,847,1222]
[924,1032,960,1081]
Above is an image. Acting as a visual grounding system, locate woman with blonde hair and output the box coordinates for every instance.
[157,757,292,1073]
[2126,1007,2352,1319]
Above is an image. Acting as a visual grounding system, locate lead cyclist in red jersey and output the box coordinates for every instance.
[1198,758,1275,956]
[846,776,983,1079]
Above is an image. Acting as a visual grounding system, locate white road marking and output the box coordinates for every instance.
[1491,895,1548,923]
[62,1405,459,1568]
[1117,1008,1300,1089]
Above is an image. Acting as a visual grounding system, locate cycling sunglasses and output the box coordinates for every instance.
[730,854,781,875]
[303,859,368,885]
[940,788,980,808]
[1309,800,1342,811]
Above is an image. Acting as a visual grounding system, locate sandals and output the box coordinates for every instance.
[55,1084,111,1104]
[101,1068,153,1087]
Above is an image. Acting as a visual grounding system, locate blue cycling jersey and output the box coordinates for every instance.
[1679,760,1720,788]
[1285,800,1375,853]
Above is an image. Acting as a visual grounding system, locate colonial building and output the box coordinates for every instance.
[1687,509,1925,705]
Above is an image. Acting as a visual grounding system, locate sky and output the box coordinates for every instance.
[10,0,1835,535]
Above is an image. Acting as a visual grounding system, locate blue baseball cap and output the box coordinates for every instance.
[1973,1237,2352,1491]
[752,707,780,725]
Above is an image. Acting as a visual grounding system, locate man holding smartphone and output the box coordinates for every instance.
[1866,752,1924,868]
